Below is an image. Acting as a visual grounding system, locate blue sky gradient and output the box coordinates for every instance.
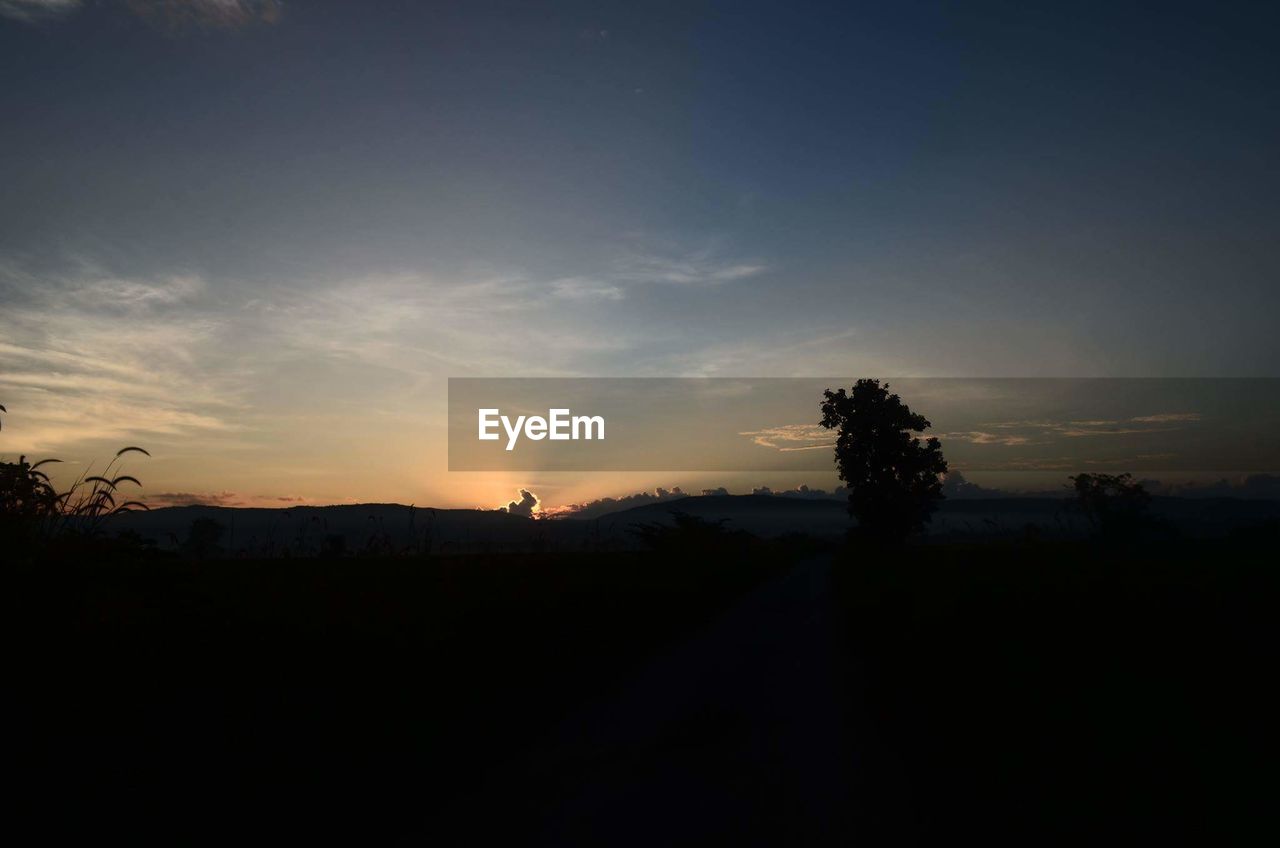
[2,1,1277,507]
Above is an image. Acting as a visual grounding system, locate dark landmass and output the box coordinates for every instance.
[103,494,1280,554]
[8,495,1277,843]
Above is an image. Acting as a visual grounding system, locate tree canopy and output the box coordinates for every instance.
[820,379,948,544]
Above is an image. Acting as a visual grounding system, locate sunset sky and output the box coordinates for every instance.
[2,1,1278,510]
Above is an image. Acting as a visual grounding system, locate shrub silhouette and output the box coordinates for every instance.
[1,455,60,553]
[630,511,753,554]
[1068,472,1153,539]
[820,379,948,544]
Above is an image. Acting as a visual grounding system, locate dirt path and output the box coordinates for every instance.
[442,557,854,845]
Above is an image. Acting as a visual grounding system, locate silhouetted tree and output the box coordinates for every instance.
[820,379,948,544]
[1068,473,1152,538]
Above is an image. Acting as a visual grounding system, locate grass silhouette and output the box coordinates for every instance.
[1,404,150,549]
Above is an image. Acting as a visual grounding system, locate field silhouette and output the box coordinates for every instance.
[7,498,1278,843]
[4,400,1278,843]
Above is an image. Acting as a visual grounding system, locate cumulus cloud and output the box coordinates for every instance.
[940,471,1015,499]
[500,489,539,517]
[701,487,729,496]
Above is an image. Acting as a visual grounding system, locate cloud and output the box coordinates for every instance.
[500,489,539,517]
[145,490,242,507]
[977,413,1202,442]
[953,456,1084,472]
[0,263,245,454]
[651,327,869,378]
[544,240,768,302]
[125,0,283,28]
[0,0,78,22]
[259,271,639,378]
[611,249,766,287]
[940,471,1016,499]
[550,277,626,302]
[1130,413,1202,423]
[701,487,729,496]
[1058,426,1171,438]
[739,423,833,451]
[941,431,1033,446]
[0,0,283,26]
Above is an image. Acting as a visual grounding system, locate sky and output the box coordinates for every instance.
[2,1,1278,510]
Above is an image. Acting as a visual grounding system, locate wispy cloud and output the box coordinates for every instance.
[981,412,1201,441]
[259,272,638,377]
[1130,412,1202,423]
[549,277,626,302]
[125,0,284,29]
[653,328,869,377]
[0,264,244,454]
[0,0,79,23]
[547,240,768,302]
[1058,425,1170,438]
[610,244,767,287]
[0,0,282,26]
[940,431,1033,446]
[739,423,834,452]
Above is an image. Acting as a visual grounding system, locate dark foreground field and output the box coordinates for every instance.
[835,539,1277,844]
[7,537,1277,844]
[9,548,791,843]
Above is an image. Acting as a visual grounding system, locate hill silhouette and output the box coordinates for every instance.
[97,493,1280,556]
